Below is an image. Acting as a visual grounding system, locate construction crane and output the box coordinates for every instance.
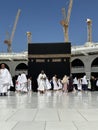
[60,0,73,42]
[4,9,21,52]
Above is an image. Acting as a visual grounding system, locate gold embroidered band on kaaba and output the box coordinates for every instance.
[28,54,71,58]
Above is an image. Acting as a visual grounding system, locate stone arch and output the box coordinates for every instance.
[71,59,85,78]
[91,57,98,67]
[71,58,84,67]
[15,63,28,75]
[15,63,28,70]
[91,57,98,77]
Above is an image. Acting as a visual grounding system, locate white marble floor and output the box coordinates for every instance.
[0,90,98,130]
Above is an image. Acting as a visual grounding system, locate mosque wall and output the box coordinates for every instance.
[0,60,28,77]
[71,54,98,79]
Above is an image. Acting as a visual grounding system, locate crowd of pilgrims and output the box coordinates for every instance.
[12,72,98,93]
[0,63,98,96]
[35,70,98,94]
[0,63,32,96]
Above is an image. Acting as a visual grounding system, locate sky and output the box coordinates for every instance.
[0,0,98,52]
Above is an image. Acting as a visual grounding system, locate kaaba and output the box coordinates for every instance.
[28,42,71,92]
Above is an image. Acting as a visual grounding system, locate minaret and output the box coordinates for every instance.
[85,18,93,47]
[86,18,92,43]
[26,32,32,43]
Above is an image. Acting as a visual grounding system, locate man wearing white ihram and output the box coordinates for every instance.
[20,72,28,93]
[15,73,21,92]
[37,70,47,93]
[0,63,13,96]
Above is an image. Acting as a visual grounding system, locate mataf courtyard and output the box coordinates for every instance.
[0,90,98,130]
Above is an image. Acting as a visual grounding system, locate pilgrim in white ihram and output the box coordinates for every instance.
[0,64,13,96]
